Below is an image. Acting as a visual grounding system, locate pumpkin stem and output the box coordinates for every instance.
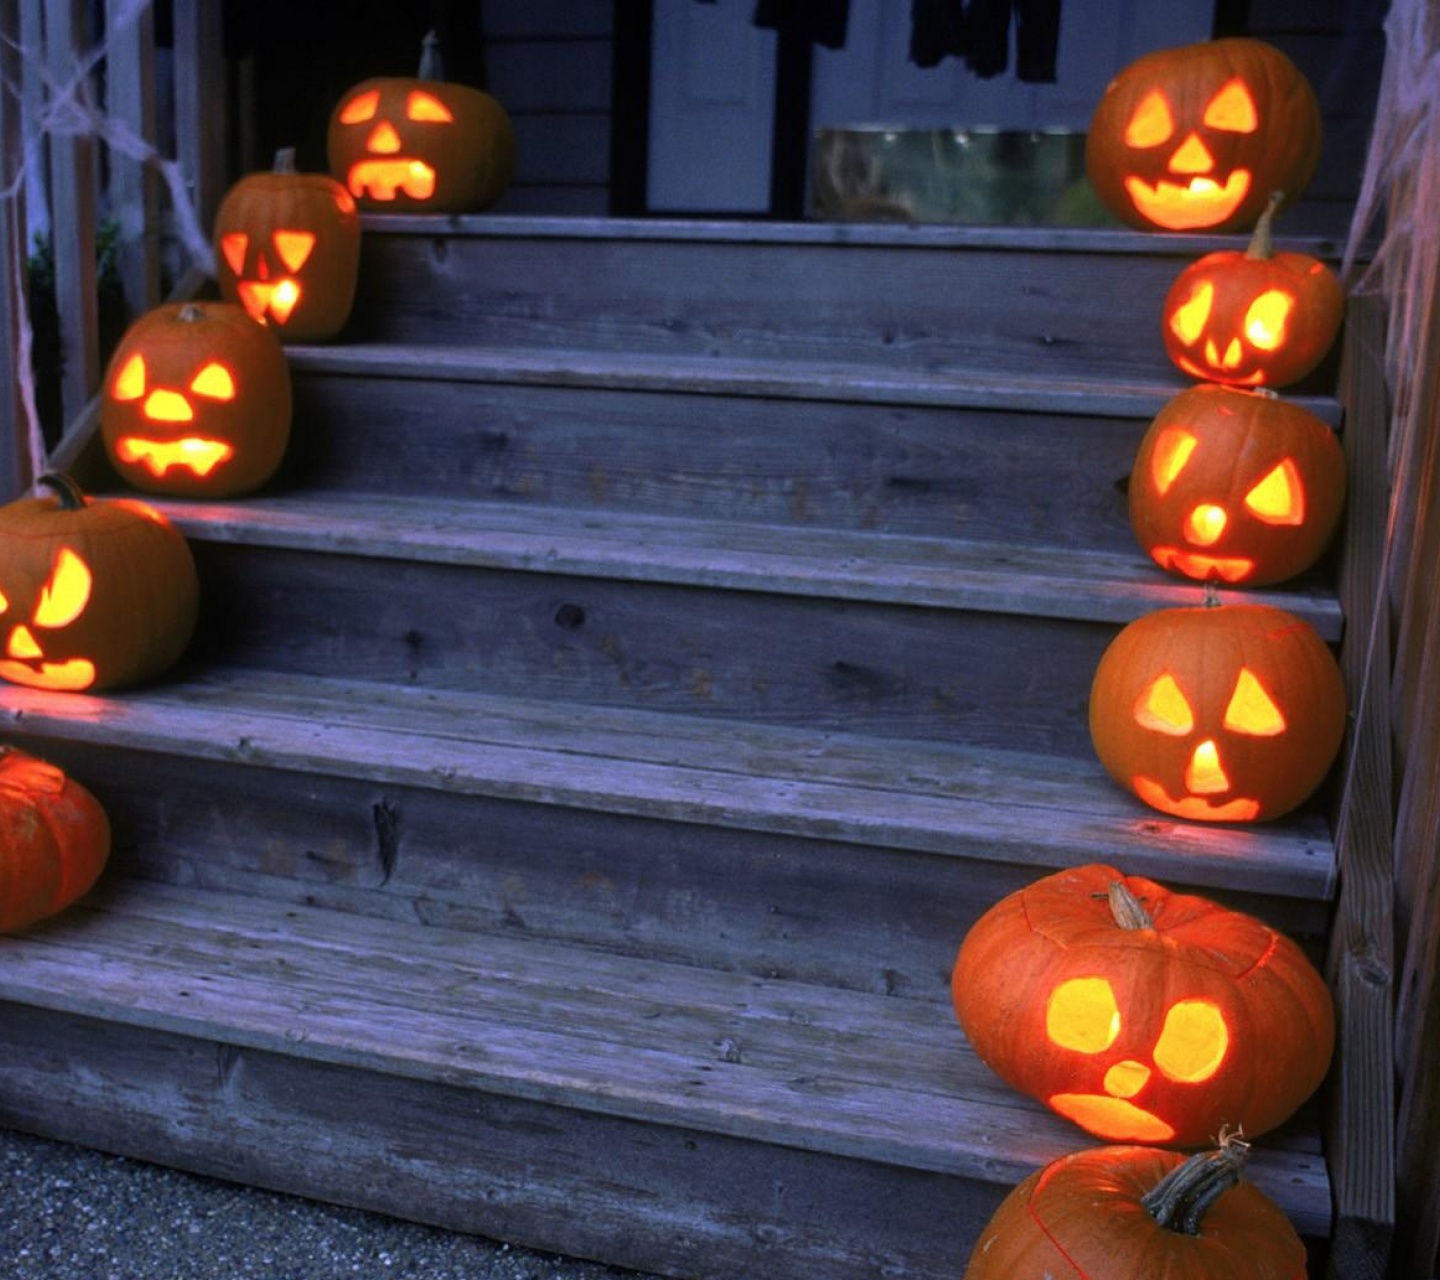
[418,29,444,80]
[1142,1135,1252,1235]
[35,472,87,510]
[273,146,298,175]
[1108,880,1155,931]
[1202,580,1222,608]
[177,302,206,323]
[1245,191,1286,261]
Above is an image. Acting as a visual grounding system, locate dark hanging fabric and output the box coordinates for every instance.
[909,0,968,69]
[962,0,1062,81]
[751,0,852,50]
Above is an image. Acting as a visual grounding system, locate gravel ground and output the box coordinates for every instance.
[1,1126,655,1280]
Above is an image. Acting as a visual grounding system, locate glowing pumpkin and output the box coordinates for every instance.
[1088,601,1346,823]
[1162,193,1345,386]
[0,746,110,932]
[952,864,1335,1147]
[100,301,292,498]
[214,147,361,343]
[1130,385,1346,587]
[327,30,515,213]
[963,1140,1307,1280]
[1086,38,1321,232]
[0,474,198,693]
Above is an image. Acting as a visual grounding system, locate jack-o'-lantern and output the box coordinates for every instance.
[1086,39,1321,232]
[100,301,292,499]
[0,745,110,932]
[952,864,1335,1146]
[1130,385,1346,586]
[963,1140,1307,1280]
[214,147,361,343]
[1089,601,1346,823]
[0,474,198,692]
[327,30,515,213]
[1162,193,1345,386]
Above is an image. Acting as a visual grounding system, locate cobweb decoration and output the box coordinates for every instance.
[2,0,214,484]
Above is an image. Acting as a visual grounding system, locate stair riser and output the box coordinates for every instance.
[0,1006,1005,1280]
[350,231,1188,381]
[187,543,1114,753]
[12,736,1335,998]
[286,371,1141,550]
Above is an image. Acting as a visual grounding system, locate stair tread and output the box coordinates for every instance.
[0,668,1335,900]
[145,492,1343,638]
[288,342,1344,424]
[0,876,1330,1236]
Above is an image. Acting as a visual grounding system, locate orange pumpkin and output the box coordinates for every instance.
[214,147,362,343]
[1162,194,1345,386]
[1089,602,1346,823]
[1086,38,1321,233]
[101,301,293,498]
[0,475,198,693]
[964,1140,1307,1280]
[952,864,1335,1147]
[1130,385,1346,587]
[0,746,110,932]
[327,30,515,213]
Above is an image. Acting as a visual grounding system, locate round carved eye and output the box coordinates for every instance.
[1153,998,1229,1082]
[1046,977,1121,1053]
[1243,288,1295,350]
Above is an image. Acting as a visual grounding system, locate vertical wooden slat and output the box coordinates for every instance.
[105,0,159,318]
[171,0,226,236]
[1323,292,1396,1279]
[43,0,99,427]
[0,0,31,495]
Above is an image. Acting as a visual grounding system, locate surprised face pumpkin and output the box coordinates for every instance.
[1086,38,1321,232]
[101,302,292,499]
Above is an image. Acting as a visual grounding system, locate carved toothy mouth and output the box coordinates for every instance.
[1049,1093,1175,1142]
[1174,351,1267,386]
[0,650,96,692]
[114,437,236,479]
[346,159,437,202]
[1133,776,1261,823]
[1149,547,1256,583]
[1122,170,1251,229]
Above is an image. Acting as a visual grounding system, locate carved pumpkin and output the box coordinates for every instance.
[100,301,292,498]
[1089,602,1346,823]
[0,474,198,693]
[964,1140,1307,1280]
[952,864,1335,1147]
[327,31,515,213]
[1162,193,1345,386]
[1086,38,1321,232]
[0,746,110,932]
[1130,385,1346,587]
[214,147,361,343]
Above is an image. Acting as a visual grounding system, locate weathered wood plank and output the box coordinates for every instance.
[0,670,1338,902]
[0,879,1332,1238]
[146,494,1344,639]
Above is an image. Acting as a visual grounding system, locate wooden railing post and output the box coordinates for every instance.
[107,0,161,318]
[172,0,226,236]
[0,0,31,496]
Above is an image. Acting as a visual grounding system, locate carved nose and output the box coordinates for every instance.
[1168,132,1215,174]
[367,121,402,154]
[1103,1060,1152,1098]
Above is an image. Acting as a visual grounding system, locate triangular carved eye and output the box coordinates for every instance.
[1168,282,1214,348]
[112,354,147,401]
[1243,289,1295,351]
[339,89,380,124]
[1125,90,1174,147]
[1224,667,1286,736]
[1244,459,1305,526]
[190,362,236,401]
[1203,78,1258,133]
[1135,673,1195,735]
[407,90,454,122]
[220,232,248,276]
[1150,427,1199,496]
[34,547,93,628]
[273,230,316,273]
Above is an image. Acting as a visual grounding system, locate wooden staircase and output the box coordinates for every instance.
[0,217,1351,1278]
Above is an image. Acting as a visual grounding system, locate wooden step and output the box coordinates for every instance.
[344,216,1344,396]
[279,344,1341,551]
[0,877,1333,1280]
